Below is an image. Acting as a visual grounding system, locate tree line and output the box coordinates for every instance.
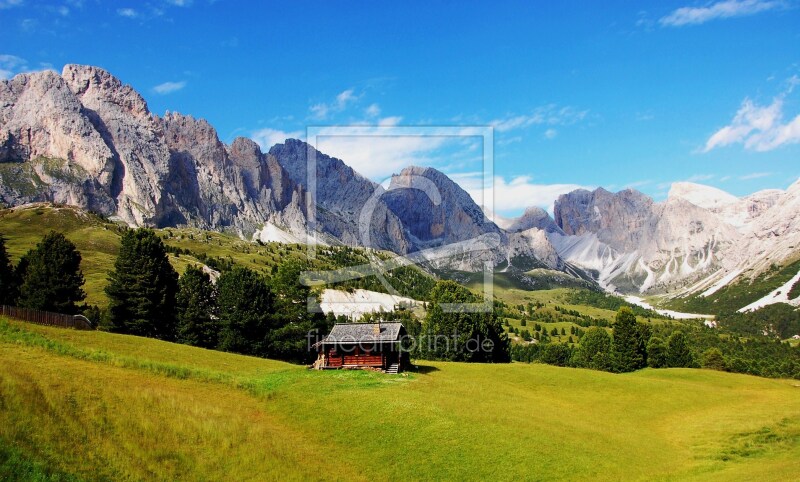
[512,307,695,372]
[0,229,331,363]
[0,231,85,314]
[511,306,800,379]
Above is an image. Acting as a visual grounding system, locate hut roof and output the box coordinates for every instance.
[320,322,405,345]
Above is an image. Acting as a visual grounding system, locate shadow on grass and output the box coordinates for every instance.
[411,364,439,374]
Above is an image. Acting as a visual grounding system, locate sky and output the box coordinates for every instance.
[1,0,799,216]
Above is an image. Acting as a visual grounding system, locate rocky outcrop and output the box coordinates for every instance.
[381,166,572,272]
[269,139,411,254]
[384,166,499,247]
[548,182,799,294]
[62,64,170,225]
[554,187,653,253]
[507,206,564,235]
[0,65,310,239]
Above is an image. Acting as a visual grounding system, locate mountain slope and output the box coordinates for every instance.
[1,65,576,276]
[546,180,800,312]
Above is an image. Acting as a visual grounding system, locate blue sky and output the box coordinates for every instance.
[1,0,799,215]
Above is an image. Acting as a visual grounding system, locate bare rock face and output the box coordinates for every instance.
[269,139,411,254]
[0,69,114,176]
[551,186,747,293]
[554,187,653,253]
[0,69,119,213]
[508,206,564,235]
[506,228,565,271]
[381,166,570,272]
[385,166,498,247]
[61,64,170,225]
[0,65,311,239]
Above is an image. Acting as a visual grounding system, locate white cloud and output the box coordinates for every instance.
[312,125,449,179]
[117,8,138,18]
[544,128,558,139]
[309,103,329,119]
[153,80,187,94]
[739,171,772,180]
[490,104,588,133]
[0,54,53,80]
[167,0,193,6]
[377,116,402,126]
[687,173,716,182]
[660,0,783,27]
[251,128,305,150]
[0,54,26,80]
[0,0,24,9]
[453,173,587,213]
[309,88,359,120]
[624,180,653,188]
[365,103,381,117]
[704,96,800,152]
[336,89,356,106]
[19,18,37,32]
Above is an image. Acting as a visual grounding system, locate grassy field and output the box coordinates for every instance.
[1,318,799,481]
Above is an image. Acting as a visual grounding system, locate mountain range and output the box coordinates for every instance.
[2,65,798,310]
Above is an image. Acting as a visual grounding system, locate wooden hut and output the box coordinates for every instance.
[314,322,407,374]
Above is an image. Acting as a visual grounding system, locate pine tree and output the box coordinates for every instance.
[217,266,274,356]
[612,307,644,372]
[666,331,694,368]
[646,336,668,368]
[0,234,15,305]
[105,228,178,339]
[268,258,327,362]
[176,265,218,348]
[17,231,85,314]
[416,280,510,363]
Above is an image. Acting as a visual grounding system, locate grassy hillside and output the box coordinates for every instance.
[0,204,436,307]
[2,318,799,481]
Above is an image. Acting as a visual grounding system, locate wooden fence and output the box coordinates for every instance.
[1,305,94,330]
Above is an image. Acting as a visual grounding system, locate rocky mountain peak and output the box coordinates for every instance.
[554,186,653,252]
[508,206,564,235]
[62,64,150,119]
[668,182,739,210]
[383,165,498,252]
[228,136,263,165]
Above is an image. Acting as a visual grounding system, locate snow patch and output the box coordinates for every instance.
[737,269,800,313]
[319,289,421,319]
[700,268,743,297]
[252,222,326,245]
[624,295,714,320]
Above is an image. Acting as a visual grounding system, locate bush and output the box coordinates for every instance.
[572,327,613,371]
[540,343,572,367]
[701,348,727,371]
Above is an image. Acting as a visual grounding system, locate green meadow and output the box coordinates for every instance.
[1,318,799,481]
